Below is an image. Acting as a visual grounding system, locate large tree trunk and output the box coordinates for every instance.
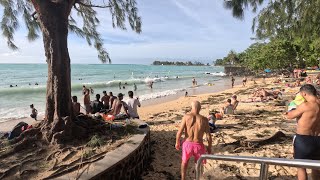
[37,1,74,142]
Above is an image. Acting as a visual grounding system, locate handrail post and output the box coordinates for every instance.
[259,163,268,180]
[195,157,203,180]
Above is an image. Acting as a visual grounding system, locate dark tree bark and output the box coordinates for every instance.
[37,1,74,141]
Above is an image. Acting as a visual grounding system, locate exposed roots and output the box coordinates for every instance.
[44,152,106,179]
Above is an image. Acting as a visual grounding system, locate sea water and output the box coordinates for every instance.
[0,64,225,122]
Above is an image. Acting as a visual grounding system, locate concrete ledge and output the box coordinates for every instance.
[55,119,150,180]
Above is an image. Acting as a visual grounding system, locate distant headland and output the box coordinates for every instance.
[152,60,209,66]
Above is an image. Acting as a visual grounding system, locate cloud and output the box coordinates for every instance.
[0,0,258,64]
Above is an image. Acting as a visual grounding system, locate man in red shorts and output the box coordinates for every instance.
[175,101,212,180]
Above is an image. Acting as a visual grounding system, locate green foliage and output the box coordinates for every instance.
[240,40,297,71]
[86,135,104,148]
[223,0,320,69]
[214,50,240,66]
[0,0,142,63]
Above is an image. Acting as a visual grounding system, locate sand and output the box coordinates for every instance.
[139,79,300,179]
[0,78,303,179]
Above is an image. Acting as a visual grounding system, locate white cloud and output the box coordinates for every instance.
[0,0,257,64]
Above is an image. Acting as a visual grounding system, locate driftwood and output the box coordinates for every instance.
[242,131,286,148]
[220,131,287,152]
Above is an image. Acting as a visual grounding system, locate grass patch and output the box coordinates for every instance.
[87,135,105,148]
[83,149,95,159]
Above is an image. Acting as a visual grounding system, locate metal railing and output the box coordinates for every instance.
[196,155,320,180]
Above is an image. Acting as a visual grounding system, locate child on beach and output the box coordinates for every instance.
[208,113,217,133]
[30,104,38,120]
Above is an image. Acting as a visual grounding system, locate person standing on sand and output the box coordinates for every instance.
[101,91,110,110]
[84,89,91,114]
[286,84,320,180]
[82,85,87,95]
[175,101,212,180]
[30,104,38,120]
[231,76,235,88]
[242,76,247,87]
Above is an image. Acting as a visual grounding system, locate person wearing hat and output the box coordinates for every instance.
[109,93,129,117]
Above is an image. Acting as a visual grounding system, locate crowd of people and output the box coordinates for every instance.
[175,71,320,179]
[72,85,141,120]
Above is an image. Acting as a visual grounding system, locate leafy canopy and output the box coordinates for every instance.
[0,0,142,63]
[223,0,320,69]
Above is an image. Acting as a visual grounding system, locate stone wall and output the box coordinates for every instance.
[55,120,151,180]
[93,131,150,180]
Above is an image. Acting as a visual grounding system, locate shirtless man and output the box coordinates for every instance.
[109,92,116,107]
[83,89,91,114]
[175,101,212,180]
[109,93,129,116]
[231,95,239,110]
[287,84,320,180]
[101,91,110,109]
[72,96,80,116]
[82,85,87,95]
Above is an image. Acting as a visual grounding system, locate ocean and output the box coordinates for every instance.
[0,64,226,122]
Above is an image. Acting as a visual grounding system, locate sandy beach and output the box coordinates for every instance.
[0,77,302,179]
[139,78,300,179]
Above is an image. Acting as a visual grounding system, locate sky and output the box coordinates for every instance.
[0,0,258,64]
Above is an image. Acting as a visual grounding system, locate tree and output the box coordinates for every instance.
[224,0,320,67]
[0,0,141,143]
[214,58,224,66]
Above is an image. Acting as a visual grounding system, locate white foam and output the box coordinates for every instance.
[206,72,226,76]
[138,88,185,101]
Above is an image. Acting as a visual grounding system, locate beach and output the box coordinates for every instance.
[0,75,301,179]
[139,78,299,179]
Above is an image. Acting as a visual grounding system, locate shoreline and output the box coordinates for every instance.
[0,77,243,133]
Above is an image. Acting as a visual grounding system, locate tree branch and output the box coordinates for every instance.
[73,4,81,12]
[76,1,112,8]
